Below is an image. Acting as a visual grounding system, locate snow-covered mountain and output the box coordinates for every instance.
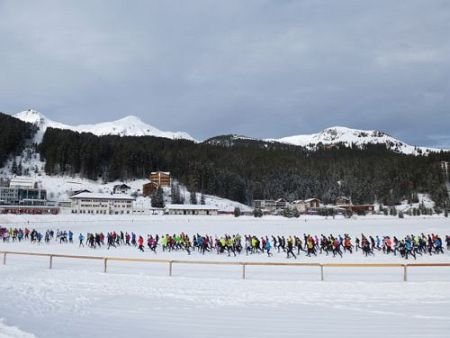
[15,109,197,142]
[12,110,446,155]
[266,126,442,155]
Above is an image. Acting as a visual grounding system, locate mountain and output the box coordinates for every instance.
[12,110,446,155]
[14,109,197,142]
[266,126,443,155]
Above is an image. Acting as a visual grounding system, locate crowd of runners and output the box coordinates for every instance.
[1,226,449,260]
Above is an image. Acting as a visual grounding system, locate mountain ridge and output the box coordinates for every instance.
[12,109,447,155]
[14,109,197,142]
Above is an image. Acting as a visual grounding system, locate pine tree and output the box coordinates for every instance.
[171,183,183,204]
[151,186,165,208]
[17,161,23,176]
[11,159,18,175]
[234,207,241,217]
[200,193,206,205]
[190,191,198,205]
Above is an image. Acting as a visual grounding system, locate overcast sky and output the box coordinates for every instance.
[1,0,449,147]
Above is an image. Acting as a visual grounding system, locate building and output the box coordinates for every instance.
[113,184,131,194]
[143,172,171,197]
[290,200,307,214]
[0,205,59,215]
[9,177,36,189]
[340,204,375,214]
[70,192,135,215]
[149,171,171,187]
[165,204,218,216]
[0,181,47,206]
[143,181,159,197]
[252,200,276,210]
[289,198,322,214]
[335,196,352,206]
[275,198,289,209]
[70,189,92,197]
[304,198,321,209]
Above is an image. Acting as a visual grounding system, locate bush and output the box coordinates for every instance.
[253,208,263,218]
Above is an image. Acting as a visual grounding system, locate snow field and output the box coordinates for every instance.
[0,263,449,338]
[1,215,449,338]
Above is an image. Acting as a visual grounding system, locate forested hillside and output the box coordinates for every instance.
[39,127,450,207]
[0,112,36,167]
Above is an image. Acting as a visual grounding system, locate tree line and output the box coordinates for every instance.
[38,127,450,208]
[0,112,37,168]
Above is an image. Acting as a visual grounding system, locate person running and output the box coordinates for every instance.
[286,236,297,259]
[138,236,145,252]
[78,233,84,247]
[265,237,273,257]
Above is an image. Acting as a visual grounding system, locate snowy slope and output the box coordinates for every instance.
[266,126,443,155]
[14,109,196,142]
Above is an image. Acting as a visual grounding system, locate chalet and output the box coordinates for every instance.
[289,198,322,214]
[165,204,218,216]
[290,200,307,213]
[275,198,289,209]
[143,181,159,197]
[304,198,321,209]
[70,192,135,215]
[113,184,131,194]
[335,196,352,206]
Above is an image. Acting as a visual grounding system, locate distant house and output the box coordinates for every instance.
[335,196,352,206]
[290,200,307,214]
[113,184,131,194]
[252,200,276,210]
[304,198,321,209]
[165,204,218,216]
[275,198,289,210]
[289,198,322,214]
[340,204,375,214]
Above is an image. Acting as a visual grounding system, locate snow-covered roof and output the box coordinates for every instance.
[70,192,135,200]
[165,204,219,210]
[305,198,321,203]
[150,171,170,175]
[291,200,305,204]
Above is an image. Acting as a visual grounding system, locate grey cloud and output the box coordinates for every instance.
[0,0,449,147]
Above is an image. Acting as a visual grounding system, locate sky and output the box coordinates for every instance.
[0,0,449,147]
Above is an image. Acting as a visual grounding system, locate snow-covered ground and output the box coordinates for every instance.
[0,215,449,338]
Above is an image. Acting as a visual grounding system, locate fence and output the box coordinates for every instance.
[1,250,450,281]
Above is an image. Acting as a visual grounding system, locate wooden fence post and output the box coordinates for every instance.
[49,255,53,269]
[169,261,173,277]
[403,264,407,282]
[320,264,324,281]
[242,264,246,280]
[2,252,6,265]
[104,258,108,273]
